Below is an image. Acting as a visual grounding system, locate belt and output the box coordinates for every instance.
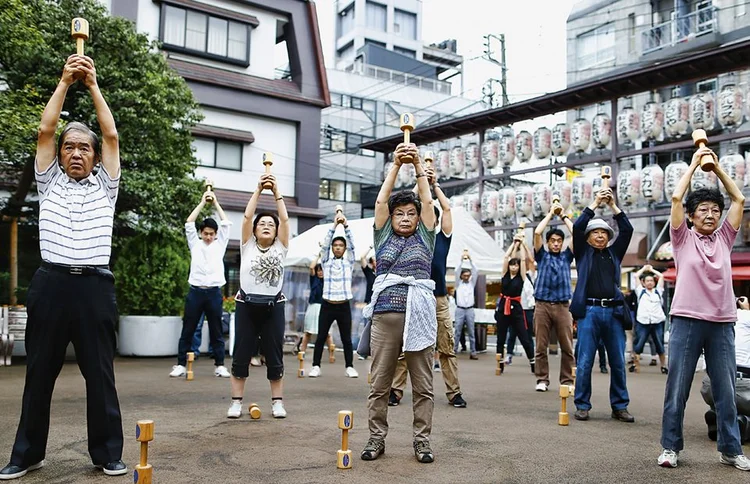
[586,298,622,307]
[42,261,111,278]
[457,306,474,310]
[537,300,569,305]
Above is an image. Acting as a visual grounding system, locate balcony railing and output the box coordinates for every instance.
[344,62,452,95]
[642,4,718,55]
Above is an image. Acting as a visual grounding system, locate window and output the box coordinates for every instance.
[337,41,354,61]
[696,78,716,93]
[627,14,636,54]
[319,179,361,202]
[320,127,375,157]
[364,38,386,48]
[337,3,355,38]
[162,4,250,65]
[350,96,363,109]
[329,180,346,201]
[346,183,361,203]
[365,2,387,31]
[319,179,330,199]
[385,103,401,127]
[193,137,243,171]
[394,46,416,58]
[576,23,615,70]
[394,9,417,39]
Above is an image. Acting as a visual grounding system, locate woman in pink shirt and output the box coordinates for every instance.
[658,146,750,472]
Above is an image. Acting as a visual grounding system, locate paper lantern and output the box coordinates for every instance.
[533,127,552,159]
[690,167,717,192]
[591,113,611,149]
[515,186,534,217]
[499,188,516,218]
[617,169,642,206]
[449,145,465,175]
[383,161,393,182]
[551,123,570,156]
[515,131,533,163]
[397,162,415,187]
[571,119,591,152]
[552,180,572,210]
[717,84,744,129]
[689,92,715,130]
[571,176,594,209]
[436,149,450,178]
[641,164,664,203]
[664,161,689,200]
[641,101,664,140]
[719,152,746,194]
[533,184,552,218]
[481,138,499,169]
[499,134,515,167]
[664,96,690,137]
[481,190,500,222]
[617,107,640,144]
[451,195,464,210]
[464,143,480,172]
[464,193,481,221]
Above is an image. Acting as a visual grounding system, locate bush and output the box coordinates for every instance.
[114,230,190,316]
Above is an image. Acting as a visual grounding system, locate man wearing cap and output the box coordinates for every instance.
[570,187,635,423]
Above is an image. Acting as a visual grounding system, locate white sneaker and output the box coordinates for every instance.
[309,366,321,378]
[272,400,287,418]
[169,365,186,377]
[657,449,678,468]
[215,365,231,378]
[720,453,750,471]
[695,354,706,373]
[250,356,262,367]
[345,367,359,378]
[535,382,548,392]
[227,400,242,418]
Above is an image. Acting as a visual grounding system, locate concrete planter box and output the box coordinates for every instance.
[118,315,182,356]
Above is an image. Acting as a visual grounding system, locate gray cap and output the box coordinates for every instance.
[585,219,615,240]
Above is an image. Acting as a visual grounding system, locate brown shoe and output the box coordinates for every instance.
[611,409,635,423]
[574,409,589,421]
[469,354,479,360]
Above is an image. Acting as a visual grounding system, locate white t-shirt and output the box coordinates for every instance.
[185,220,231,287]
[636,287,666,325]
[521,271,536,310]
[736,309,750,368]
[240,236,287,296]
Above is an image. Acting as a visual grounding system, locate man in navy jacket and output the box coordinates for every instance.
[571,187,635,423]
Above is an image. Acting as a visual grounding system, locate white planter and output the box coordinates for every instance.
[118,315,182,356]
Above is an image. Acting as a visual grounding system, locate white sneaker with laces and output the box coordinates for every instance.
[535,382,548,392]
[345,367,359,378]
[309,366,321,378]
[227,400,242,418]
[215,366,231,378]
[657,449,678,468]
[272,400,287,418]
[169,365,186,377]
[720,453,750,471]
[250,356,262,367]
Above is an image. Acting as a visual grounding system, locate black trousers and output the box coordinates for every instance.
[232,301,285,380]
[313,301,353,367]
[177,286,225,367]
[495,301,534,360]
[10,267,123,467]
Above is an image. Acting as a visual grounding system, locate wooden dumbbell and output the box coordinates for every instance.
[400,113,415,163]
[329,343,336,364]
[204,178,214,203]
[692,129,716,172]
[424,150,435,184]
[337,410,353,469]
[134,420,154,484]
[572,367,577,386]
[551,194,563,216]
[559,385,575,426]
[495,353,504,376]
[186,352,194,381]
[71,18,89,55]
[262,152,274,189]
[297,350,305,378]
[248,403,261,419]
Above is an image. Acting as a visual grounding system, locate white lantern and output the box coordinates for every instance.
[481,190,500,222]
[617,107,640,144]
[717,84,744,129]
[499,134,515,167]
[664,161,689,200]
[499,188,516,218]
[515,131,533,163]
[451,195,464,210]
[592,176,604,195]
[641,101,664,140]
[617,169,642,206]
[450,145,465,175]
[719,152,746,194]
[664,96,690,137]
[551,123,570,156]
[398,162,415,186]
[464,143,480,172]
[592,113,612,149]
[464,193,481,222]
[641,164,664,203]
[515,186,534,217]
[552,180,572,210]
[436,149,450,178]
[689,92,715,130]
[533,184,552,218]
[481,138,499,169]
[690,166,718,192]
[533,127,552,159]
[571,119,591,152]
[571,176,594,209]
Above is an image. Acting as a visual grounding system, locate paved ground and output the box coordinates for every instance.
[0,350,748,483]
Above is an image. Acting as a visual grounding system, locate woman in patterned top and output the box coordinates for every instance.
[360,143,437,464]
[228,172,290,420]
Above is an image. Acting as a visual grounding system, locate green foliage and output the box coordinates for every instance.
[114,230,190,316]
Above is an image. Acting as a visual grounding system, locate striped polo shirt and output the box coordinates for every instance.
[36,160,119,266]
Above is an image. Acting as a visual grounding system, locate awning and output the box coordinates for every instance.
[621,232,648,267]
[662,265,750,282]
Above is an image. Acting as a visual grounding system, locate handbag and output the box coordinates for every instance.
[613,296,634,330]
[236,289,282,306]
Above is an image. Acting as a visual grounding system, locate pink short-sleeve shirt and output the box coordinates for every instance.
[670,219,737,322]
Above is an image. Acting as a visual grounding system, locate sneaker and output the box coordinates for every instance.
[720,453,750,471]
[388,390,400,406]
[600,366,609,374]
[0,461,45,480]
[215,365,231,378]
[649,359,658,366]
[345,367,359,378]
[469,354,479,360]
[611,409,635,423]
[661,367,669,375]
[657,449,678,468]
[358,354,366,360]
[574,409,589,421]
[169,365,186,377]
[227,400,242,418]
[271,400,287,418]
[535,382,548,392]
[530,359,535,373]
[96,460,127,476]
[695,354,706,372]
[309,366,321,378]
[504,354,513,365]
[449,394,467,408]
[413,440,434,463]
[434,362,441,372]
[705,410,718,441]
[250,356,262,367]
[361,438,385,461]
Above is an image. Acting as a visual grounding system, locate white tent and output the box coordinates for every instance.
[285,209,506,275]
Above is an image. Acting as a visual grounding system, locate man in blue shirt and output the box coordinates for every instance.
[532,200,575,392]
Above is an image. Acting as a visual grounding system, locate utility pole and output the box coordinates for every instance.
[482,33,509,107]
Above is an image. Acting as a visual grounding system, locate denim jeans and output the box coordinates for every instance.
[190,314,214,357]
[574,305,629,411]
[661,316,742,455]
[633,321,665,355]
[177,286,225,367]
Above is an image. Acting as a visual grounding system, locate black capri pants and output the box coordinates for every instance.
[232,300,286,380]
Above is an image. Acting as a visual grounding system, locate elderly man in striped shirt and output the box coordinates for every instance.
[1,55,126,480]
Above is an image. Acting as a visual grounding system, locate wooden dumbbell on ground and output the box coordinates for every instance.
[495,353,504,376]
[297,350,305,378]
[186,352,194,381]
[134,420,154,484]
[248,403,261,419]
[559,385,575,426]
[337,410,353,469]
[329,343,336,364]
